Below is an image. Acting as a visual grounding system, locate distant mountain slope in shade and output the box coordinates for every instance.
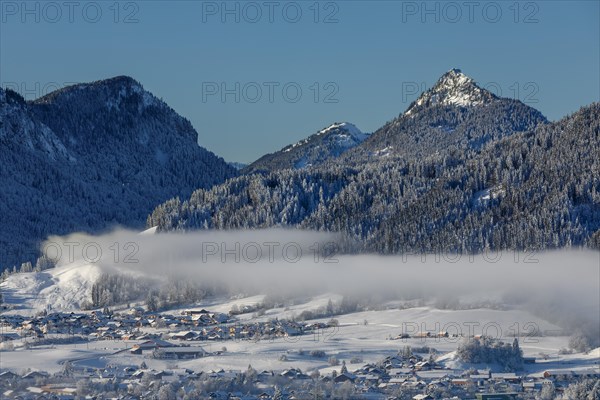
[243,122,369,174]
[0,78,237,270]
[345,69,547,163]
[228,162,248,171]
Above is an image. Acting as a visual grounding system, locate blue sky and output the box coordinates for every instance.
[1,0,598,163]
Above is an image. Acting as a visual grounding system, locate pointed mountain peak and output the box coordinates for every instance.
[435,68,473,88]
[405,69,497,115]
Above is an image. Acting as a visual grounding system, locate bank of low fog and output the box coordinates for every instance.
[43,228,600,343]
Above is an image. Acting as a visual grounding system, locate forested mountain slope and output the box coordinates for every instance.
[0,77,237,269]
[148,103,600,252]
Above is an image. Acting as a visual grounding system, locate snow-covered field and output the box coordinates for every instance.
[1,290,598,377]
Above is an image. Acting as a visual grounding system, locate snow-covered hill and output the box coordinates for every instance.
[0,261,103,314]
[243,122,369,174]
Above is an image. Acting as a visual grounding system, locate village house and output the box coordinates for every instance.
[129,338,176,354]
[412,394,433,400]
[475,394,518,400]
[169,330,197,341]
[159,346,207,359]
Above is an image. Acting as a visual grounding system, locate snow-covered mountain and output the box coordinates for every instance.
[2,69,596,270]
[0,78,237,270]
[148,68,600,252]
[348,68,547,161]
[405,68,497,115]
[244,122,369,174]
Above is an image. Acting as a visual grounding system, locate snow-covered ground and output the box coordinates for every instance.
[0,261,102,314]
[2,291,597,377]
[1,242,598,378]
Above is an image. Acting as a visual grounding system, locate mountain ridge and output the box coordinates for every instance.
[0,78,237,270]
[149,102,600,251]
[3,70,597,269]
[243,122,370,174]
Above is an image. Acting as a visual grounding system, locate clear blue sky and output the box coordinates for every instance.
[1,0,598,163]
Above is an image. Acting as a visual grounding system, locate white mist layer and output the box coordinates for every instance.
[34,229,597,322]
